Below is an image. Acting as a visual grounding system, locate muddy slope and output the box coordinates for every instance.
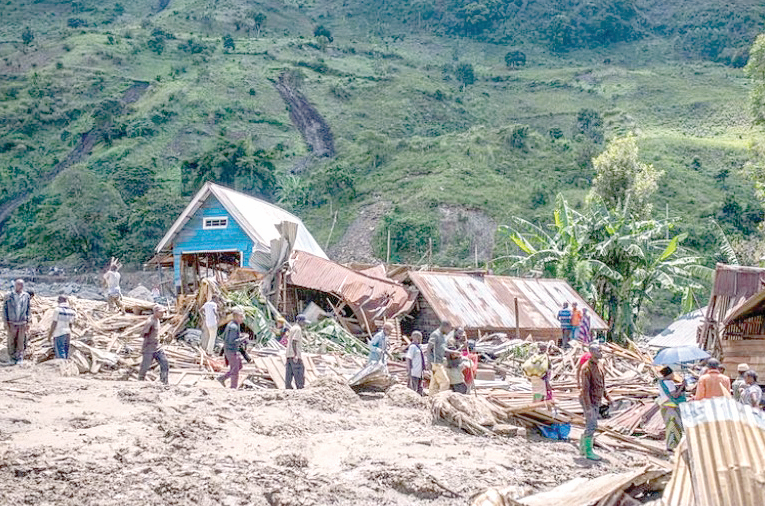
[274,72,335,159]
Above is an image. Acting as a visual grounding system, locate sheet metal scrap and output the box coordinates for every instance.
[662,397,765,506]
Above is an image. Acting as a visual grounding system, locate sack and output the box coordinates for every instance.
[522,354,548,378]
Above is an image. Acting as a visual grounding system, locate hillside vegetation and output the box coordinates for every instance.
[0,0,763,278]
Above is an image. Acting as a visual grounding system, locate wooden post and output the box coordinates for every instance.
[514,297,521,340]
[474,244,478,268]
[386,228,391,264]
[428,237,432,266]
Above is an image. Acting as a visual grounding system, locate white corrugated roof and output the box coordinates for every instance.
[155,182,327,262]
[647,307,706,349]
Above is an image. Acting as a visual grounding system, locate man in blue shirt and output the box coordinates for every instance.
[557,302,573,348]
[368,321,393,364]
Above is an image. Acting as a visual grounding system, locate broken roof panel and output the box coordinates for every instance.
[286,251,416,328]
[408,271,607,333]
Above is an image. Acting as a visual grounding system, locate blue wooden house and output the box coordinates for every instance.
[154,182,327,293]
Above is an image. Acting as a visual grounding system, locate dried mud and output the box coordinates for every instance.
[0,363,654,505]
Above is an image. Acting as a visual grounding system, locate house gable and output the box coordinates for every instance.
[171,195,253,285]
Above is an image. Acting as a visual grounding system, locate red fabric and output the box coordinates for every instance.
[462,351,479,385]
[579,352,592,366]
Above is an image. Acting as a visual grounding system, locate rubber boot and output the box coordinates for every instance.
[583,436,602,461]
[578,437,585,456]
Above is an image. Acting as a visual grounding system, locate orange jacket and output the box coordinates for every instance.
[694,370,731,401]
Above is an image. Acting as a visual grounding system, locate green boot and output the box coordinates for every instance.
[583,436,602,461]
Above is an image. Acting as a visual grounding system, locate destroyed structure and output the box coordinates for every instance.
[151,182,327,294]
[698,263,765,378]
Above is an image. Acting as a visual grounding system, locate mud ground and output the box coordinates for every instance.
[0,363,653,505]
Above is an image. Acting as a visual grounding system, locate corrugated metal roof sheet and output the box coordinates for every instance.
[647,307,706,348]
[662,397,765,506]
[287,251,416,328]
[712,263,765,299]
[408,272,607,333]
[156,182,327,261]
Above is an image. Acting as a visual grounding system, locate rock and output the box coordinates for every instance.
[127,285,153,302]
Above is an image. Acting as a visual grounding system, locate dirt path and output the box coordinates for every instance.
[0,363,653,505]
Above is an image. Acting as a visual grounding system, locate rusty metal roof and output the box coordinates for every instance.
[663,397,765,506]
[712,263,765,299]
[407,271,607,333]
[286,251,416,328]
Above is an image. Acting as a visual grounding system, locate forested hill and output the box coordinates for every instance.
[0,0,764,271]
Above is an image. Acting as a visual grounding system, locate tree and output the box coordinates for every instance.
[24,165,126,266]
[455,63,475,89]
[21,27,34,46]
[505,50,526,68]
[495,194,711,340]
[222,34,235,52]
[591,133,664,219]
[180,139,277,199]
[313,25,333,43]
[247,11,266,37]
[746,34,765,125]
[576,108,604,143]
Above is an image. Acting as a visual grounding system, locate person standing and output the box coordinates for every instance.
[732,363,749,402]
[47,295,77,359]
[218,308,247,389]
[285,314,306,389]
[199,298,219,355]
[369,322,393,364]
[740,370,762,408]
[103,262,122,312]
[656,366,687,451]
[405,331,426,395]
[579,343,610,460]
[577,308,592,344]
[694,358,731,400]
[137,305,169,385]
[557,303,573,348]
[426,320,452,395]
[570,302,582,341]
[462,340,479,394]
[3,279,31,365]
[523,342,552,402]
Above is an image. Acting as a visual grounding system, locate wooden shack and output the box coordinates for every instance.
[699,263,765,377]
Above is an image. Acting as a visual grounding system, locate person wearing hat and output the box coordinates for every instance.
[656,366,687,451]
[426,320,452,395]
[732,363,749,402]
[217,308,248,389]
[285,314,307,389]
[138,305,169,385]
[579,343,611,460]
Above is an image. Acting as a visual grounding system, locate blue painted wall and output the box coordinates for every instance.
[172,196,253,286]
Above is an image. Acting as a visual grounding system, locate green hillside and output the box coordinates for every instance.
[0,0,763,275]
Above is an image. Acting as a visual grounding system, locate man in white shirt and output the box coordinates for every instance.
[103,264,122,312]
[48,295,77,359]
[405,331,426,395]
[285,315,306,389]
[200,299,218,354]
